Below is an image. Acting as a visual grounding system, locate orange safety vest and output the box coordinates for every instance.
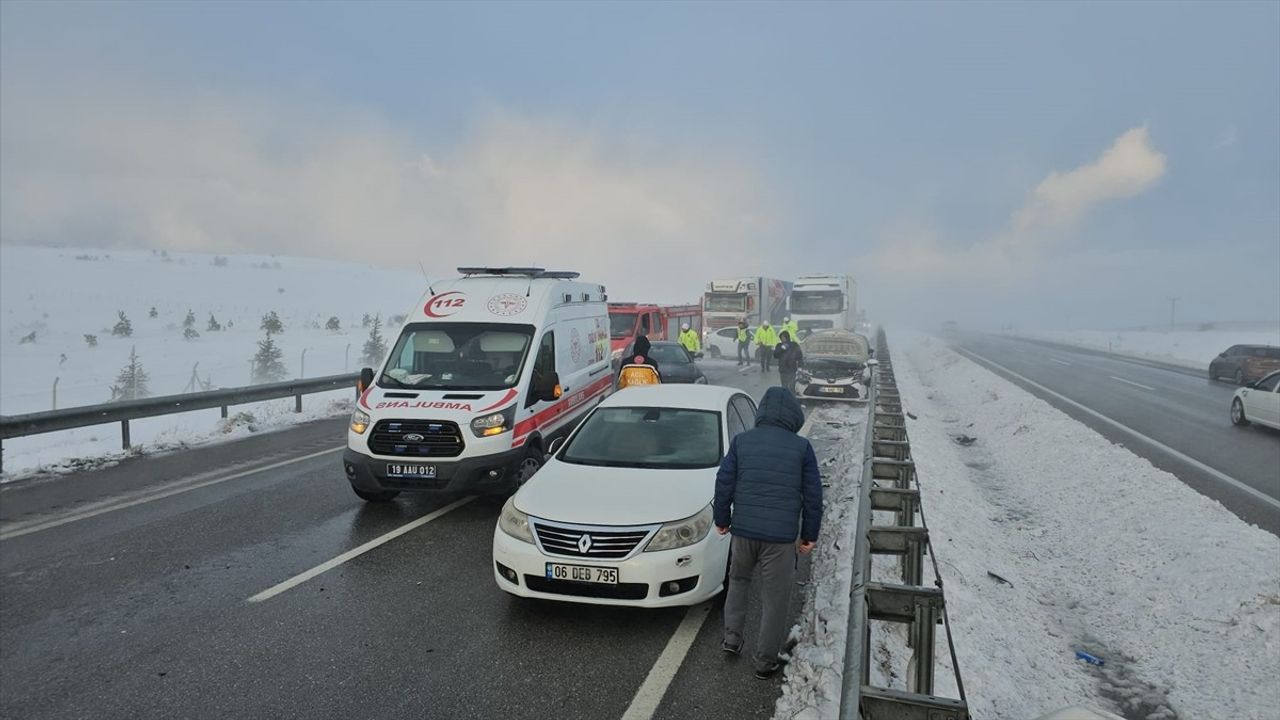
[618,364,661,389]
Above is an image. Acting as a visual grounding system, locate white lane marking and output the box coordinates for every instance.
[1109,375,1156,391]
[956,348,1280,512]
[0,447,343,541]
[1050,358,1072,366]
[620,604,712,720]
[247,495,477,603]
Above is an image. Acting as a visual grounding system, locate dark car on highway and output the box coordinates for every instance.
[623,340,708,384]
[1208,344,1280,385]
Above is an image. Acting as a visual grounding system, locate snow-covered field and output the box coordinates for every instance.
[1009,324,1280,369]
[1,245,426,478]
[893,331,1280,719]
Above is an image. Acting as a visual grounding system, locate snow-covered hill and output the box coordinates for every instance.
[1,245,427,476]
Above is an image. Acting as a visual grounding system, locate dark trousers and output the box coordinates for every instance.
[760,346,773,372]
[737,341,750,364]
[780,369,797,392]
[724,535,797,671]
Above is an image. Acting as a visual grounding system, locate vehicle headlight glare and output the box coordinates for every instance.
[350,409,370,434]
[645,505,713,552]
[499,497,535,544]
[471,405,516,437]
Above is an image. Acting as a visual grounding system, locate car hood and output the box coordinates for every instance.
[657,362,702,381]
[514,458,713,526]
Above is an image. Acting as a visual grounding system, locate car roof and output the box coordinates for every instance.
[601,384,747,410]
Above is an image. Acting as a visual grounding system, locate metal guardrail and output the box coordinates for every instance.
[0,373,360,471]
[839,329,969,720]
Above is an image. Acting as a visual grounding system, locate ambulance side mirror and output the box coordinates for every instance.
[358,367,375,393]
[538,372,562,402]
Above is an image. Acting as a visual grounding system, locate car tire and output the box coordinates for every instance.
[1234,369,1245,385]
[1231,398,1249,426]
[708,346,722,359]
[353,486,400,502]
[1208,366,1218,381]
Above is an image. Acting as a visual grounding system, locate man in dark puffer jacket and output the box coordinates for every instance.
[713,386,822,678]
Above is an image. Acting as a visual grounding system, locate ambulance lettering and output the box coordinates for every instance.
[425,292,467,318]
[373,401,474,411]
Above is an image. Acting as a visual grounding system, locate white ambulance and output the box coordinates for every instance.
[343,267,614,501]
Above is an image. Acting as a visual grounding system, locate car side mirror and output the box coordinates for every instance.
[358,367,375,393]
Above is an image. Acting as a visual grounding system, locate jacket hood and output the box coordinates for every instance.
[755,386,805,432]
[632,335,651,357]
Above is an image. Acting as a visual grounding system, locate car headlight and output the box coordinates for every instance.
[471,405,516,437]
[498,497,535,543]
[350,409,371,434]
[645,505,713,552]
[797,370,811,382]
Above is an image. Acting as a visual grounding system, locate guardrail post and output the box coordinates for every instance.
[121,419,131,449]
[220,406,228,419]
[295,394,303,413]
[910,599,939,694]
[53,377,60,411]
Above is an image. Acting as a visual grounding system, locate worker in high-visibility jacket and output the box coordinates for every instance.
[754,322,779,373]
[782,317,800,342]
[735,320,751,366]
[678,323,701,354]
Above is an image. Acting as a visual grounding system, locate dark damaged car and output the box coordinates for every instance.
[795,330,874,401]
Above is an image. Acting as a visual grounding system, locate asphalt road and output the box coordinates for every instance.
[0,360,858,720]
[952,333,1280,535]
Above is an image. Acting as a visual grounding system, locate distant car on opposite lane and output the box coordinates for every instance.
[492,384,760,607]
[1231,370,1280,430]
[1209,344,1280,385]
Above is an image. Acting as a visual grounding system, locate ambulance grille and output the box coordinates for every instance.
[368,420,465,458]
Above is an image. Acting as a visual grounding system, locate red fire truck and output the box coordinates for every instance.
[607,303,703,358]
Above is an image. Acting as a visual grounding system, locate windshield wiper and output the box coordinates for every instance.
[379,375,412,389]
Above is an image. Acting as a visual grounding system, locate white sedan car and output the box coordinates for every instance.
[1231,370,1280,430]
[493,384,759,607]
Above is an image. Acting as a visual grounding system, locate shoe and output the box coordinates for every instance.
[721,638,743,655]
[754,661,782,679]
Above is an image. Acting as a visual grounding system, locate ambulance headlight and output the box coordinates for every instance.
[350,409,371,434]
[471,405,516,437]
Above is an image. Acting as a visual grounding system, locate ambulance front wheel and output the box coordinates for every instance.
[513,446,543,489]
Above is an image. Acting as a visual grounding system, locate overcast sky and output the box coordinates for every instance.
[2,1,1277,329]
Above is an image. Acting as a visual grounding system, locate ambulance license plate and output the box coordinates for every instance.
[385,463,437,478]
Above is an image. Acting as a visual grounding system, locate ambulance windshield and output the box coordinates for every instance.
[381,323,535,390]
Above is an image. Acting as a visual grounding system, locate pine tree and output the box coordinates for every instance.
[361,314,387,366]
[112,311,133,337]
[251,334,287,383]
[84,334,98,347]
[112,347,150,401]
[362,313,373,328]
[207,314,222,332]
[183,309,196,329]
[325,316,341,332]
[149,306,158,318]
[260,311,284,335]
[183,327,200,341]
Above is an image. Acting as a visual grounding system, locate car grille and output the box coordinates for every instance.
[368,419,464,458]
[523,575,649,600]
[532,522,654,560]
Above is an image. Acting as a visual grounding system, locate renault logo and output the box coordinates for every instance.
[403,433,425,442]
[578,534,593,553]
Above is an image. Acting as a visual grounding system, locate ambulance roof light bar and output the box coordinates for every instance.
[456,267,580,280]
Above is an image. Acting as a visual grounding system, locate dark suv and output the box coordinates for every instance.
[1209,344,1280,385]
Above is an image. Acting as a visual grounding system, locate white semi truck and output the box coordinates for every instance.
[787,274,856,337]
[702,277,792,333]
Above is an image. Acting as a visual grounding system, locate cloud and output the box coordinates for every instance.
[864,125,1167,283]
[0,78,777,304]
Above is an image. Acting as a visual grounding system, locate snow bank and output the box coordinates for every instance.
[894,331,1280,719]
[1,245,425,478]
[1011,325,1279,369]
[773,402,865,720]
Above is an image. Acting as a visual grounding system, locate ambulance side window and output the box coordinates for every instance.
[527,331,556,407]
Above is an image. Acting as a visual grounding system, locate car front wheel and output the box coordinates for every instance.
[708,345,722,359]
[1231,399,1249,426]
[1235,369,1246,385]
[513,447,543,489]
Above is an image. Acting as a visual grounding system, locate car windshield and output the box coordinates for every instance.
[381,322,534,390]
[609,313,638,339]
[704,293,746,312]
[790,290,842,314]
[560,407,723,469]
[648,344,692,365]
